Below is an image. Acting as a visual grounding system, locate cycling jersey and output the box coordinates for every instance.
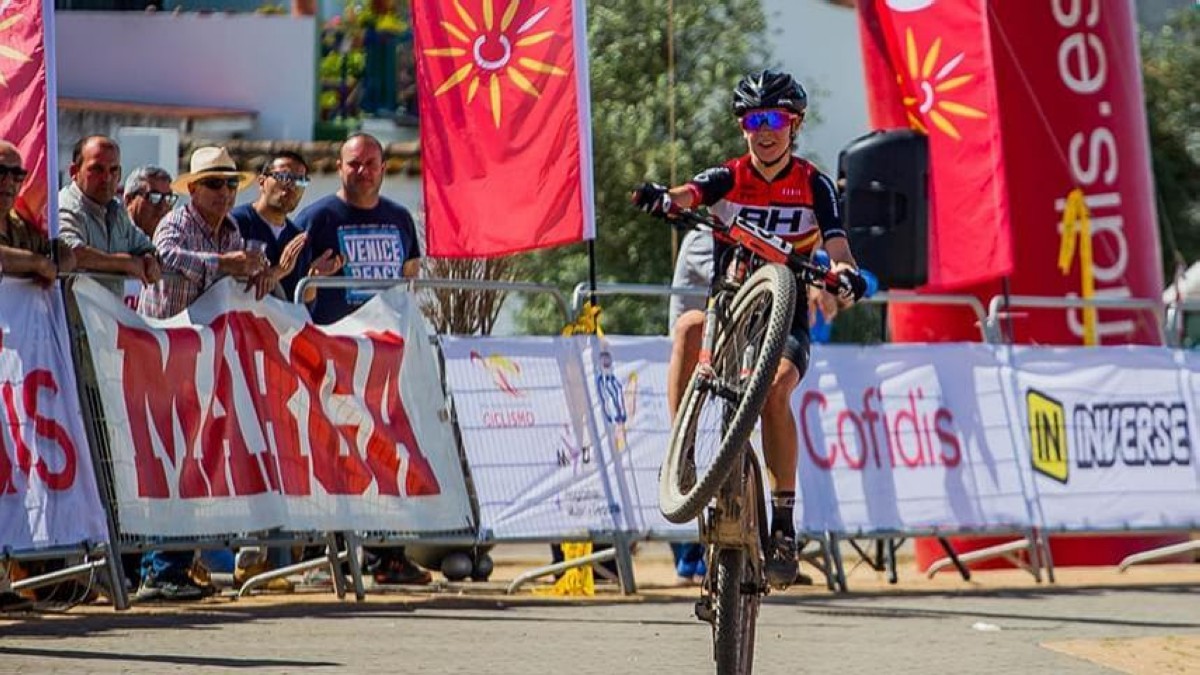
[683,153,843,374]
[686,154,845,255]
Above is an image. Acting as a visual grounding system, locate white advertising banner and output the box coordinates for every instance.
[72,277,472,536]
[440,336,627,540]
[0,280,107,551]
[796,344,1033,535]
[581,336,701,538]
[1011,346,1200,530]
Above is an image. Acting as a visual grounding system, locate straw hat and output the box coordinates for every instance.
[171,146,255,194]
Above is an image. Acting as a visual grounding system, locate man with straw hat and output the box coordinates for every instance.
[138,146,272,319]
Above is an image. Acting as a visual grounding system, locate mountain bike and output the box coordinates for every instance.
[652,207,852,674]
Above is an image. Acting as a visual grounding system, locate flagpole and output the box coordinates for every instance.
[587,239,597,308]
[42,0,59,237]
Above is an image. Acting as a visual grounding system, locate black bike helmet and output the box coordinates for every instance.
[732,70,808,117]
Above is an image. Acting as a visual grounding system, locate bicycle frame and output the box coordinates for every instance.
[686,209,844,372]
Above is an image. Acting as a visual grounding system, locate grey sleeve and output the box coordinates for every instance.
[57,210,88,248]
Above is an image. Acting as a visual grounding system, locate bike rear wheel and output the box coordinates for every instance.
[659,264,796,523]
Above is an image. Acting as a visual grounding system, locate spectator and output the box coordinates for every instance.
[119,165,178,312]
[58,136,160,287]
[138,146,271,319]
[294,132,429,586]
[123,165,177,239]
[0,139,74,284]
[229,150,341,304]
[133,146,267,602]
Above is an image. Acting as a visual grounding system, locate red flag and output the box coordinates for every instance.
[414,0,595,258]
[0,0,57,234]
[857,0,1011,290]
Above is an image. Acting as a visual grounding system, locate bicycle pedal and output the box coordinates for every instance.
[694,599,715,625]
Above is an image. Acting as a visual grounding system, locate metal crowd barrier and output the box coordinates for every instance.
[984,294,1166,345]
[288,276,637,595]
[26,270,1200,610]
[57,273,364,606]
[563,281,1044,592]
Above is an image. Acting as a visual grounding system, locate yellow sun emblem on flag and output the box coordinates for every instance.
[0,9,34,88]
[424,0,568,128]
[899,27,985,141]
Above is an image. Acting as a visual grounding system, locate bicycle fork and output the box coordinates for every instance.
[695,447,768,624]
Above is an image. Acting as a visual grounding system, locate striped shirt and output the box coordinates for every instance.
[138,203,244,319]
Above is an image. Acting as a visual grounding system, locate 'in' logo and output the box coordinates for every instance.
[1027,389,1068,483]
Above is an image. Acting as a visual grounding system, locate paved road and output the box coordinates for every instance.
[2,583,1198,674]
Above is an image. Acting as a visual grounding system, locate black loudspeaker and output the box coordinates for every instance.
[837,129,929,289]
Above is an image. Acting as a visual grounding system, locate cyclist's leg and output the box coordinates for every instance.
[761,360,800,496]
[667,309,705,417]
[761,321,812,588]
[764,313,811,521]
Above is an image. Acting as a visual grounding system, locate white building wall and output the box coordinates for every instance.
[762,0,870,170]
[56,12,316,141]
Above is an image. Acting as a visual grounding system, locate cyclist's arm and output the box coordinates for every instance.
[811,170,857,271]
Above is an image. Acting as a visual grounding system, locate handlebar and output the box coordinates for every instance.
[658,207,853,296]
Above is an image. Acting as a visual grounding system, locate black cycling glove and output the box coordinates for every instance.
[632,182,673,217]
[837,268,868,302]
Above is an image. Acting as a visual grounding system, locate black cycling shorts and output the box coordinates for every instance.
[781,302,811,379]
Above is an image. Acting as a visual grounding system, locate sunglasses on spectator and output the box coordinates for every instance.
[740,110,795,132]
[266,171,311,188]
[196,177,241,190]
[136,190,179,206]
[0,165,29,181]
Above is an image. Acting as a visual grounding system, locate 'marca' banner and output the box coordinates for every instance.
[72,277,472,536]
[0,280,107,550]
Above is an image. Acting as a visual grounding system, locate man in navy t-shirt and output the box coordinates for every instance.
[294,135,420,325]
[292,133,429,586]
[231,150,342,303]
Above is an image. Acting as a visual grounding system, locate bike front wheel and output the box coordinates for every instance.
[659,264,796,523]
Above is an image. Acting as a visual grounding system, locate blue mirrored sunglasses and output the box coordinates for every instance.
[267,171,311,188]
[740,110,794,132]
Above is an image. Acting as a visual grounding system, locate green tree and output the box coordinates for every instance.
[517,0,771,335]
[1142,7,1200,277]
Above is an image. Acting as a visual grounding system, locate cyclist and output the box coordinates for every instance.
[633,69,866,589]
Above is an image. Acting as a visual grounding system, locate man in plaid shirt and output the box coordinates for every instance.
[139,147,271,319]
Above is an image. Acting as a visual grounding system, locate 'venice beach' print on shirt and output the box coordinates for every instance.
[338,224,408,302]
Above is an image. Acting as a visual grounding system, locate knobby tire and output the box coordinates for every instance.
[659,264,796,523]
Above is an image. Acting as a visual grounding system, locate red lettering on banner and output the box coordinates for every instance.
[934,409,962,465]
[364,331,438,496]
[23,370,78,489]
[800,391,835,469]
[799,385,963,471]
[192,315,270,498]
[0,370,78,492]
[117,311,442,499]
[892,390,925,468]
[117,325,203,498]
[226,313,304,494]
[290,325,376,495]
